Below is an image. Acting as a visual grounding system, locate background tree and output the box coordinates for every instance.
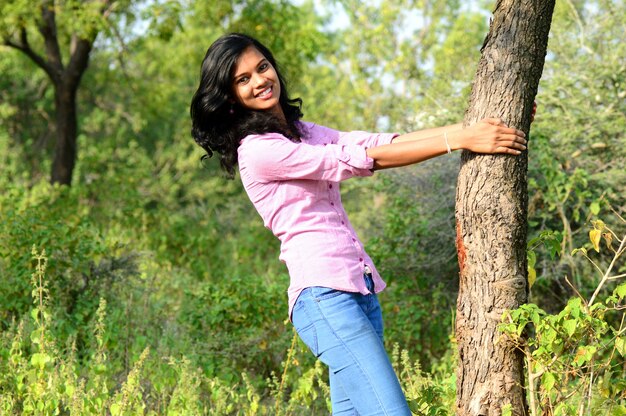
[0,0,126,185]
[454,1,556,414]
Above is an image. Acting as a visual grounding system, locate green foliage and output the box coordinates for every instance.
[527,230,563,287]
[178,273,291,378]
[366,162,460,366]
[0,249,317,415]
[295,0,478,131]
[0,257,457,414]
[0,182,108,328]
[501,215,626,415]
[0,48,53,181]
[528,0,626,310]
[392,343,456,415]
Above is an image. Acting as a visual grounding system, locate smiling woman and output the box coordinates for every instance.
[189,33,526,415]
[189,33,303,178]
[232,47,283,117]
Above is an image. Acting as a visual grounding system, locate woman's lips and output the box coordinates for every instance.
[257,86,273,99]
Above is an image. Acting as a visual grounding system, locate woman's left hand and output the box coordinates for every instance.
[453,118,527,155]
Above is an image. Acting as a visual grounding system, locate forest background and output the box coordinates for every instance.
[0,0,624,414]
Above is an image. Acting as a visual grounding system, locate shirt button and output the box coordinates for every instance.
[329,184,333,189]
[352,238,356,242]
[330,202,334,206]
[359,257,363,262]
[341,221,345,225]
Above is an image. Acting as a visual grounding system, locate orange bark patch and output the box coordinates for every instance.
[456,221,466,274]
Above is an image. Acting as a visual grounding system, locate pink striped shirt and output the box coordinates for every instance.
[237,122,398,317]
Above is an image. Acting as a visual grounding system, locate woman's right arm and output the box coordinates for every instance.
[366,118,527,171]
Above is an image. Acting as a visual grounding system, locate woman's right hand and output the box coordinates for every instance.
[452,118,527,155]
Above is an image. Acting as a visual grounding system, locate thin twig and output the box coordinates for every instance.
[607,203,626,224]
[275,327,298,416]
[589,233,626,307]
[586,360,594,416]
[565,275,587,304]
[526,345,538,416]
[581,252,606,276]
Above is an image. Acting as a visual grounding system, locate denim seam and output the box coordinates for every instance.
[313,297,390,416]
[297,294,319,356]
[311,286,344,301]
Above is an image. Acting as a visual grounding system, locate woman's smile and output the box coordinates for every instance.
[257,86,273,99]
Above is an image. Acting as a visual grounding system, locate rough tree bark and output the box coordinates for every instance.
[3,0,114,185]
[455,1,555,415]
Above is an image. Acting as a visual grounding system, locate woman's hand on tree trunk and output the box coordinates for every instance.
[450,118,527,155]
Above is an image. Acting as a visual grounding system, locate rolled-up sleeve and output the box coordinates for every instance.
[238,133,374,183]
[336,130,399,148]
[303,122,398,149]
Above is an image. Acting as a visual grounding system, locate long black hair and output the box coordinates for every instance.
[190,33,303,178]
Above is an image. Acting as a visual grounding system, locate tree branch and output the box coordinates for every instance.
[3,27,56,81]
[66,37,94,90]
[66,0,115,90]
[38,0,64,83]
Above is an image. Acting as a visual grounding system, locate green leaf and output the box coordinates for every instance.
[30,328,43,345]
[110,403,120,416]
[590,201,600,215]
[592,219,606,230]
[567,298,582,319]
[547,239,561,259]
[531,308,542,325]
[563,319,576,337]
[407,400,420,414]
[573,345,597,366]
[614,283,626,300]
[616,337,626,357]
[527,250,536,268]
[30,308,40,322]
[541,372,556,392]
[30,352,51,370]
[611,404,626,416]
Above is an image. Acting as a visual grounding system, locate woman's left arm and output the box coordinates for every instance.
[366,118,527,170]
[390,123,463,144]
[393,102,536,144]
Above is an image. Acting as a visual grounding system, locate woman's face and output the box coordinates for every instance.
[232,46,282,117]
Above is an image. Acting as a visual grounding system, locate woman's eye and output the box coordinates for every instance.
[237,76,249,85]
[259,63,268,71]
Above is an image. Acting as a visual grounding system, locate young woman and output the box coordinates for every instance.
[190,33,527,415]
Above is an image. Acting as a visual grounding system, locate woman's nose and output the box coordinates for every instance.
[251,72,266,87]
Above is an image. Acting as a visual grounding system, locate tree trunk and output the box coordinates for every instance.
[51,83,78,185]
[454,1,555,415]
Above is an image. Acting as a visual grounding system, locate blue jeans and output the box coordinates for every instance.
[292,275,411,415]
